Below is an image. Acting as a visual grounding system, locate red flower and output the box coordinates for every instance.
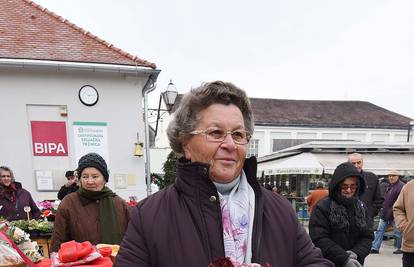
[208,257,272,267]
[42,210,53,217]
[208,257,234,267]
[127,200,138,207]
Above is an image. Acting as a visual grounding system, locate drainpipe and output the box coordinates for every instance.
[142,74,158,196]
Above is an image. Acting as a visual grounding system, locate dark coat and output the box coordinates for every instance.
[359,171,384,228]
[115,157,333,267]
[57,183,79,200]
[382,179,404,222]
[0,182,41,221]
[309,162,374,267]
[50,191,131,252]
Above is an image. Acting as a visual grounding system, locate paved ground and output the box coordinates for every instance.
[365,239,402,267]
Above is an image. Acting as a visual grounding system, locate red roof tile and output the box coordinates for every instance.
[0,0,156,68]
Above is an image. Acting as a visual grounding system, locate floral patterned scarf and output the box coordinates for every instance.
[218,171,255,264]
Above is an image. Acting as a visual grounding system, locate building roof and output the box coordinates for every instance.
[251,98,411,129]
[0,0,156,68]
[170,95,411,129]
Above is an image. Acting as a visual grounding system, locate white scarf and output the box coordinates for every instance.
[217,171,255,263]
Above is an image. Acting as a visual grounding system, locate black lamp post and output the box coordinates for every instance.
[407,120,414,142]
[155,80,178,138]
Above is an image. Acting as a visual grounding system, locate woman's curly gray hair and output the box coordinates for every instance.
[167,81,254,154]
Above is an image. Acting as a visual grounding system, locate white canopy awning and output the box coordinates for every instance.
[257,152,324,176]
[257,152,414,176]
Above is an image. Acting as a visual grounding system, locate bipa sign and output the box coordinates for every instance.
[31,121,68,156]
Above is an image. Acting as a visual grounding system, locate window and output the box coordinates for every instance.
[272,138,347,152]
[272,139,312,152]
[247,139,259,158]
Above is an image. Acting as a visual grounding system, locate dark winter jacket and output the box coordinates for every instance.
[0,182,41,221]
[382,179,404,222]
[115,157,334,267]
[359,171,384,228]
[309,162,374,267]
[57,183,79,200]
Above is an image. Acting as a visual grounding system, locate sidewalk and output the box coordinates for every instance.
[364,239,402,267]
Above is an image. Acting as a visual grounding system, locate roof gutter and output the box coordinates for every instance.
[142,73,159,197]
[0,58,160,76]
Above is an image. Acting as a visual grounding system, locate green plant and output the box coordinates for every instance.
[151,151,177,189]
[162,151,177,189]
[9,219,53,233]
[151,173,163,188]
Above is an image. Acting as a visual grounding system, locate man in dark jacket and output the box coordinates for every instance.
[370,169,405,254]
[57,170,79,200]
[309,162,374,267]
[348,153,384,228]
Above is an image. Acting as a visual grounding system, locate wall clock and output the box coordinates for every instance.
[79,85,99,106]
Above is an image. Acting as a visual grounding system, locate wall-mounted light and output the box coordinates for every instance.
[134,133,144,157]
[59,105,68,117]
[155,80,178,138]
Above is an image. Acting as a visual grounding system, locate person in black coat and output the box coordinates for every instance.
[309,162,374,267]
[57,170,79,200]
[348,153,384,229]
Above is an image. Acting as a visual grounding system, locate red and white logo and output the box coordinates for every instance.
[31,121,68,156]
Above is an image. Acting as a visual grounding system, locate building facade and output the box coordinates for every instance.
[0,0,160,201]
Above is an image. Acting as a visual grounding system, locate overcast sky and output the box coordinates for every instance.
[35,0,414,120]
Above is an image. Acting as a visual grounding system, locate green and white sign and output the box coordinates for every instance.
[73,121,109,165]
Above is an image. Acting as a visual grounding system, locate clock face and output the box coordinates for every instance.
[79,85,99,106]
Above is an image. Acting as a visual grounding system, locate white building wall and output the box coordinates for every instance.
[149,148,172,174]
[254,125,412,157]
[0,68,150,201]
[148,104,412,164]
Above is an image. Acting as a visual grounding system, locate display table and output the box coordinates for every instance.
[30,232,52,258]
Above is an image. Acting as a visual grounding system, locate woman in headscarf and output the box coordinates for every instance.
[309,162,374,267]
[0,166,40,221]
[50,153,130,252]
[115,81,333,267]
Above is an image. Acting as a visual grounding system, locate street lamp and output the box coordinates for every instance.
[154,80,178,138]
[407,120,414,142]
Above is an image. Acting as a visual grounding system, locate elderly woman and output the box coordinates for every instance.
[50,153,130,252]
[0,166,40,221]
[115,81,333,266]
[309,162,374,267]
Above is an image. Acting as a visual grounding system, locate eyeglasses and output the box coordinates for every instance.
[190,127,251,145]
[341,184,358,191]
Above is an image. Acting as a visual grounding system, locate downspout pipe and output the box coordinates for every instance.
[142,73,159,196]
